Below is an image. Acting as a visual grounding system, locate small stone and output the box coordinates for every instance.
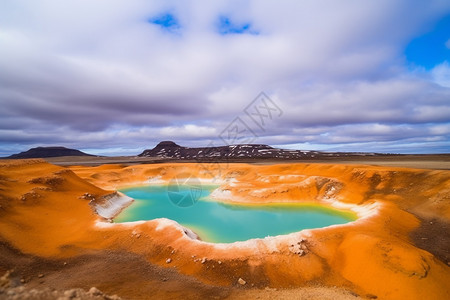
[349,291,360,297]
[37,274,44,278]
[20,278,25,283]
[16,286,25,292]
[88,287,102,296]
[201,258,207,264]
[166,258,172,264]
[218,261,222,265]
[171,250,175,254]
[64,289,77,298]
[238,278,246,285]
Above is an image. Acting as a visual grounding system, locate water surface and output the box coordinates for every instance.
[116,185,356,243]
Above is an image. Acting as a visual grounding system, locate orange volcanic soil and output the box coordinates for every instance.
[0,159,449,299]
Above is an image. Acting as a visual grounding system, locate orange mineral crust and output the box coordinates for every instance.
[0,159,449,299]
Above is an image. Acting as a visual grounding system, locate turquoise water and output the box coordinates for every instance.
[116,185,356,243]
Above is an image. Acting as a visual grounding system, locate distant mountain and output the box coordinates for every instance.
[7,146,95,159]
[138,141,380,160]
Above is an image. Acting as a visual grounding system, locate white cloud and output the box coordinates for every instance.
[160,124,217,138]
[0,0,450,155]
[431,61,450,87]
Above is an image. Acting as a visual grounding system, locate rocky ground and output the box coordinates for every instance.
[1,159,449,299]
[1,270,120,300]
[0,242,360,300]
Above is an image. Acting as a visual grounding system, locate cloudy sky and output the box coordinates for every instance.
[1,0,450,156]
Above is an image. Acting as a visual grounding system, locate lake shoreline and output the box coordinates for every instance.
[1,159,449,299]
[116,184,357,243]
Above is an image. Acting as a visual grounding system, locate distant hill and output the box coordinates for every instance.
[7,147,95,159]
[138,141,382,160]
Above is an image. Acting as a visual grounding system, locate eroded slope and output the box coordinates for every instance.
[0,159,449,299]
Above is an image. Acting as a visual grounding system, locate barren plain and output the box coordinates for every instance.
[0,157,449,299]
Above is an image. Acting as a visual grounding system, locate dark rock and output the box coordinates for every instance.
[138,141,383,160]
[7,147,95,159]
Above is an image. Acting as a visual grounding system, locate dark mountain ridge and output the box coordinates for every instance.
[138,141,381,160]
[7,147,95,159]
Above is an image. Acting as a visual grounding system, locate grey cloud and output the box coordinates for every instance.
[0,0,450,155]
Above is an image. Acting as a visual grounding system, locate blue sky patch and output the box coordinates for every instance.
[405,14,450,69]
[217,16,258,35]
[148,13,180,32]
